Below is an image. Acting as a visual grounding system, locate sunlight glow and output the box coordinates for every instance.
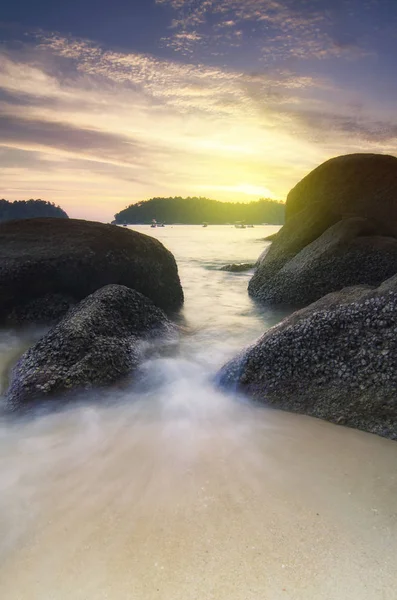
[1,32,394,221]
[200,183,276,199]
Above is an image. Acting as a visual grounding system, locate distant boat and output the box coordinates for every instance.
[158,222,165,227]
[151,219,157,228]
[247,224,254,228]
[123,222,128,227]
[234,222,246,229]
[202,222,208,228]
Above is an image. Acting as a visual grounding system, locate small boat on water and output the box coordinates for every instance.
[234,222,246,229]
[202,222,208,228]
[158,222,165,227]
[151,219,157,228]
[123,222,128,227]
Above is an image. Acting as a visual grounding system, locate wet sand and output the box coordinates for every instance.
[1,393,396,600]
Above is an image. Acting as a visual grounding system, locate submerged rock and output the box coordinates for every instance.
[249,153,397,307]
[0,218,183,324]
[219,275,397,440]
[220,263,255,272]
[7,285,176,408]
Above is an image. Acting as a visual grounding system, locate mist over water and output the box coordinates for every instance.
[1,225,397,599]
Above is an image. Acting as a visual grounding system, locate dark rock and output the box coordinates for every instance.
[0,218,183,324]
[251,205,338,283]
[219,275,397,440]
[220,263,255,272]
[286,153,397,225]
[5,294,76,325]
[262,232,279,242]
[251,218,397,306]
[7,284,177,408]
[249,154,397,306]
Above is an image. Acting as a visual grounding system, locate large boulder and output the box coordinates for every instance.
[250,217,397,306]
[219,275,397,440]
[7,284,177,408]
[286,153,397,224]
[0,218,183,324]
[249,153,397,306]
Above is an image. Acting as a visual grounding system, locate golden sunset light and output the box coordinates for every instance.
[1,0,396,221]
[1,3,397,599]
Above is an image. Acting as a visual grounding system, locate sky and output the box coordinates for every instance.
[0,0,396,221]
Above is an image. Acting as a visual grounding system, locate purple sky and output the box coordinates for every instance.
[0,0,396,220]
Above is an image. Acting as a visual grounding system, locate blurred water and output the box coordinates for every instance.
[0,224,396,599]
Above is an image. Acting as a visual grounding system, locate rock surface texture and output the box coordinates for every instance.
[0,218,183,324]
[285,152,397,224]
[249,153,397,307]
[219,275,397,440]
[7,285,176,408]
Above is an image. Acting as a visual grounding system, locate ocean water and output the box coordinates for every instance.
[0,224,396,599]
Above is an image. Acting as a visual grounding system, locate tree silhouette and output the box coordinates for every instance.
[0,199,69,221]
[115,197,284,225]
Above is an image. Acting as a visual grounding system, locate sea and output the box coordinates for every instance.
[0,224,396,599]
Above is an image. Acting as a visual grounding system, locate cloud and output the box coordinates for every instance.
[0,114,147,165]
[287,108,397,145]
[0,33,395,221]
[156,0,372,60]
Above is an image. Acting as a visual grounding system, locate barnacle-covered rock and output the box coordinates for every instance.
[249,153,397,307]
[219,275,397,440]
[7,285,177,408]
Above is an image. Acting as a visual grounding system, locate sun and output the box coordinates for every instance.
[234,184,275,197]
[198,182,277,202]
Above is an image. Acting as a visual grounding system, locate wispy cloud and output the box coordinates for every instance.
[0,32,395,220]
[156,0,373,60]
